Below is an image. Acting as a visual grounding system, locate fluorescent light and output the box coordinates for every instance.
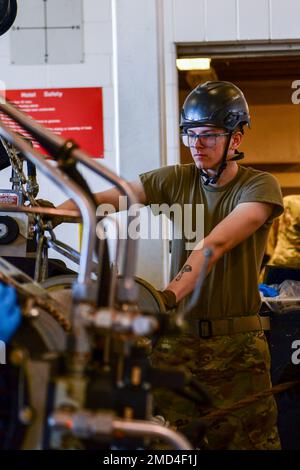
[176,58,211,71]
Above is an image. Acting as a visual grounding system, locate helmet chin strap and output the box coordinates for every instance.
[230,150,245,161]
[199,132,244,185]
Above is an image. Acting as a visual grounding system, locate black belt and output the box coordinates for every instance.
[185,315,270,339]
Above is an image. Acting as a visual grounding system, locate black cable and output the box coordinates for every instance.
[199,132,233,185]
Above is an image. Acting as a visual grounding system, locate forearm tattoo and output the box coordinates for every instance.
[175,264,192,281]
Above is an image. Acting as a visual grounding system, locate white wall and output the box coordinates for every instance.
[172,0,300,42]
[113,0,169,288]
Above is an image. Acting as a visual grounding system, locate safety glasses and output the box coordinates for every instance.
[182,130,230,148]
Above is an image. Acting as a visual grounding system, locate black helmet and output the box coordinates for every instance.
[180,81,251,134]
[0,1,18,37]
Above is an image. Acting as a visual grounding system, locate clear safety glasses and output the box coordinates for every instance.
[182,130,230,148]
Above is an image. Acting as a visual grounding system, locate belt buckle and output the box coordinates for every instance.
[198,320,212,338]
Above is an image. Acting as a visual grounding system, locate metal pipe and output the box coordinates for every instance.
[34,233,46,282]
[0,205,81,218]
[0,100,139,303]
[47,239,81,265]
[49,410,193,450]
[96,215,121,309]
[0,121,96,289]
[113,419,193,450]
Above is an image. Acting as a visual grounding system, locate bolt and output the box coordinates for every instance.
[10,349,25,366]
[28,308,40,318]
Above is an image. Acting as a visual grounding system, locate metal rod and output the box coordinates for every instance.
[96,215,121,309]
[47,239,81,265]
[113,419,193,450]
[0,205,81,218]
[34,233,46,282]
[47,239,99,274]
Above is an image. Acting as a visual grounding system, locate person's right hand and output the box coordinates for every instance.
[156,289,178,311]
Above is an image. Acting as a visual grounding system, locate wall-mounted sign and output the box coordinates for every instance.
[2,87,104,157]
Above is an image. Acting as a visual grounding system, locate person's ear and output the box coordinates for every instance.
[230,132,243,150]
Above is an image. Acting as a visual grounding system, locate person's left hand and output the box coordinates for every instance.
[35,199,55,209]
[35,199,65,228]
[0,283,21,342]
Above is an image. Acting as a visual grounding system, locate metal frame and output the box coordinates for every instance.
[177,39,300,59]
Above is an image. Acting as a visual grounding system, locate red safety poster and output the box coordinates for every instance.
[2,87,104,157]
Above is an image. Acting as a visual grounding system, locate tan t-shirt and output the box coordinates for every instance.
[140,164,284,319]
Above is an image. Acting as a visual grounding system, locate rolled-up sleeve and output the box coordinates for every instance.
[238,172,284,222]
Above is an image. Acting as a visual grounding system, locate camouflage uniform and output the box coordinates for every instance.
[151,330,281,450]
[270,195,300,268]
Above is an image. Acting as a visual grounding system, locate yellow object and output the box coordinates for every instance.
[176,57,211,71]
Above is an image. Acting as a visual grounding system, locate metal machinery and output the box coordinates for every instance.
[0,100,212,450]
[0,136,38,258]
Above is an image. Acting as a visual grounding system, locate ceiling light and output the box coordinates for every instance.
[176,58,211,71]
